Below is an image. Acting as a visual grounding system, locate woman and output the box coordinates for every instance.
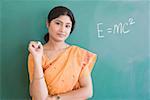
[28,6,97,100]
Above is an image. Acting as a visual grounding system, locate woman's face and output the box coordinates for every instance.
[47,15,72,42]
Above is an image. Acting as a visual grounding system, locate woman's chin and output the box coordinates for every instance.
[50,35,68,42]
[54,37,66,42]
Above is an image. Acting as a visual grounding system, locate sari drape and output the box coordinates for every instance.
[28,45,97,96]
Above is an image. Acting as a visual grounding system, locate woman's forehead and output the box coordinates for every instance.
[54,15,72,24]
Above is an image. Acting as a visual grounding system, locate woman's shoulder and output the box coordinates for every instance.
[71,45,97,68]
[71,45,97,56]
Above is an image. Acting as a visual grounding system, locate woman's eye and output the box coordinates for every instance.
[66,25,71,28]
[55,22,60,25]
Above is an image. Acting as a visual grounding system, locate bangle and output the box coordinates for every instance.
[56,95,60,100]
[34,75,44,80]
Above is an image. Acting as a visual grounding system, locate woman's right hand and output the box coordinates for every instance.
[28,41,43,64]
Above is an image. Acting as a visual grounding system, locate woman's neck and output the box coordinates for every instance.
[46,39,68,51]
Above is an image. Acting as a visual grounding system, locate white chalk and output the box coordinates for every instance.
[37,41,41,48]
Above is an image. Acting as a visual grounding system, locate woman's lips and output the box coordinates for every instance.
[57,33,66,37]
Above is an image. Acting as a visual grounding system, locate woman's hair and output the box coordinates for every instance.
[44,6,75,43]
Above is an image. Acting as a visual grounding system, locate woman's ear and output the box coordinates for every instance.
[46,20,49,28]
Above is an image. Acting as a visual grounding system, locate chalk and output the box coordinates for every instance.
[37,41,41,48]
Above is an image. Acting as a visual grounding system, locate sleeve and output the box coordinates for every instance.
[28,53,34,83]
[79,50,97,78]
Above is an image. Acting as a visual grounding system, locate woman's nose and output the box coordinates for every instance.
[60,25,65,32]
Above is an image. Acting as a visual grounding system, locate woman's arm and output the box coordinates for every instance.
[30,63,93,100]
[30,62,93,100]
[28,41,52,100]
[30,66,92,100]
[29,61,49,100]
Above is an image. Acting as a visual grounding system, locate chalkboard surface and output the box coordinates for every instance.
[1,0,150,100]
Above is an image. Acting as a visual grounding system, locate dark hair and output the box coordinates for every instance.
[44,6,75,43]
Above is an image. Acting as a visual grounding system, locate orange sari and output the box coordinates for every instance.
[28,45,97,96]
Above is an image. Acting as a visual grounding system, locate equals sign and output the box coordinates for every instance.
[107,28,112,33]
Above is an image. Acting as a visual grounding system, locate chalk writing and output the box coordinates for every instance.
[97,17,135,38]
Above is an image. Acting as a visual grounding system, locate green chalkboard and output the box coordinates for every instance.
[1,0,150,100]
